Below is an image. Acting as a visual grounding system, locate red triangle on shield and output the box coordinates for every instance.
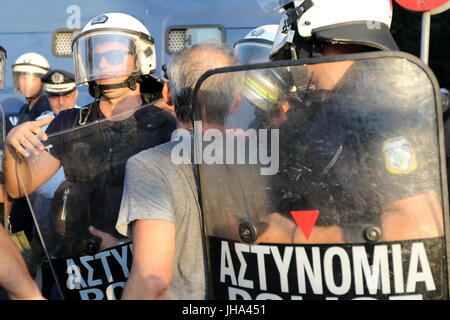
[290,210,320,240]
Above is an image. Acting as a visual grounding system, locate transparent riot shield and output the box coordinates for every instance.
[193,52,449,300]
[16,102,174,300]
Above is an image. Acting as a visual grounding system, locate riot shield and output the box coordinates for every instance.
[193,52,450,300]
[16,102,172,300]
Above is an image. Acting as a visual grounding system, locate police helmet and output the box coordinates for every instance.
[72,12,156,85]
[12,52,50,97]
[72,13,163,99]
[234,25,280,64]
[258,0,398,59]
[235,26,303,114]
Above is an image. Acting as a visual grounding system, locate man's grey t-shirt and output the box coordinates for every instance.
[116,138,206,300]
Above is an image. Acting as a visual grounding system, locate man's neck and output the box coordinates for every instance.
[99,90,143,120]
[177,120,193,131]
[26,95,41,110]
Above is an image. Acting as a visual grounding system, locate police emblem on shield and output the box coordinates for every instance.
[383,136,417,174]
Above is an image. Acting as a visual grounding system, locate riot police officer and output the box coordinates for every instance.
[255,0,443,244]
[3,13,175,300]
[0,45,44,300]
[12,52,51,124]
[8,52,51,272]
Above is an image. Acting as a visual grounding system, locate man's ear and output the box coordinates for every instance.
[230,94,242,114]
[162,82,173,106]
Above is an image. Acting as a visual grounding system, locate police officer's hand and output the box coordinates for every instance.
[89,226,129,251]
[6,115,54,158]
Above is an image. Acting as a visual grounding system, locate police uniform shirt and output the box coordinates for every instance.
[273,58,438,233]
[46,99,175,162]
[17,94,50,124]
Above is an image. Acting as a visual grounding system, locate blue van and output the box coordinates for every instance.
[0,0,278,125]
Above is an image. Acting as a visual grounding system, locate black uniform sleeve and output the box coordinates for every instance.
[4,116,13,135]
[44,108,79,161]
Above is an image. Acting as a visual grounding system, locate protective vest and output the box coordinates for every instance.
[46,99,176,256]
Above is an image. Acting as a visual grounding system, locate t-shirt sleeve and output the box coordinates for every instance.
[115,151,175,237]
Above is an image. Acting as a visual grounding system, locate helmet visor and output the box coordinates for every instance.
[0,49,6,90]
[242,67,304,113]
[12,65,46,97]
[242,69,284,112]
[73,31,154,85]
[234,42,273,65]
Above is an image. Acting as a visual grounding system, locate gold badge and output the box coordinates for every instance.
[383,137,417,174]
[51,72,64,84]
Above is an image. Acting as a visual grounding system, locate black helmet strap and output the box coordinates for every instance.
[88,76,137,99]
[282,0,315,33]
[272,0,321,61]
